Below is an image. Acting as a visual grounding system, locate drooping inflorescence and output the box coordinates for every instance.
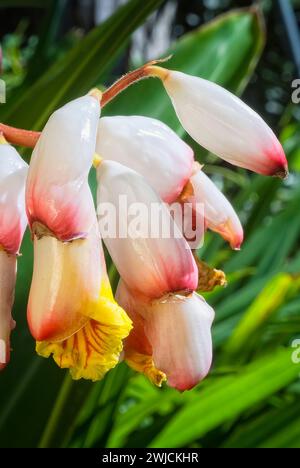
[0,62,288,390]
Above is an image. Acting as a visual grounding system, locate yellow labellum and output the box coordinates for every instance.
[36,279,132,381]
[125,348,166,387]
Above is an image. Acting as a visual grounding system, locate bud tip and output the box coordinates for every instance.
[274,166,289,180]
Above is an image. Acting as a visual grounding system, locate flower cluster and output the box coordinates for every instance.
[0,64,287,391]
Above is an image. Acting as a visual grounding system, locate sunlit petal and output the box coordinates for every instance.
[116,280,166,387]
[143,292,214,391]
[0,143,28,254]
[190,166,243,249]
[97,160,198,299]
[163,71,288,177]
[26,95,100,240]
[117,280,214,391]
[97,116,194,203]
[28,224,103,342]
[0,251,16,370]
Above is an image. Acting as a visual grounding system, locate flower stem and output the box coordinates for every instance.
[0,123,40,148]
[38,373,74,448]
[101,58,170,107]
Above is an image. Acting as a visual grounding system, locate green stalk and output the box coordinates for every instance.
[38,374,74,448]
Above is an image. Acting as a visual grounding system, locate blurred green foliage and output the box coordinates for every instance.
[0,0,300,448]
[1,21,37,88]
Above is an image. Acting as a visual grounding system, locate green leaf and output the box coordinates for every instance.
[260,417,300,448]
[103,7,265,136]
[23,0,68,85]
[149,348,299,448]
[226,190,300,274]
[1,0,165,130]
[222,402,300,448]
[105,385,178,448]
[223,273,300,360]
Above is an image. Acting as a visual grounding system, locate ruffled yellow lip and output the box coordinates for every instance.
[36,279,132,382]
[125,349,166,387]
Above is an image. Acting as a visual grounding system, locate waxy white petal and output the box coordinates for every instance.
[163,71,288,176]
[97,116,194,203]
[116,279,152,357]
[97,160,198,299]
[0,250,17,370]
[28,223,103,342]
[117,280,214,391]
[143,292,214,391]
[191,167,243,249]
[26,95,100,240]
[0,144,28,254]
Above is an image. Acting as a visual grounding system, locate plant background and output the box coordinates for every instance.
[0,0,300,448]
